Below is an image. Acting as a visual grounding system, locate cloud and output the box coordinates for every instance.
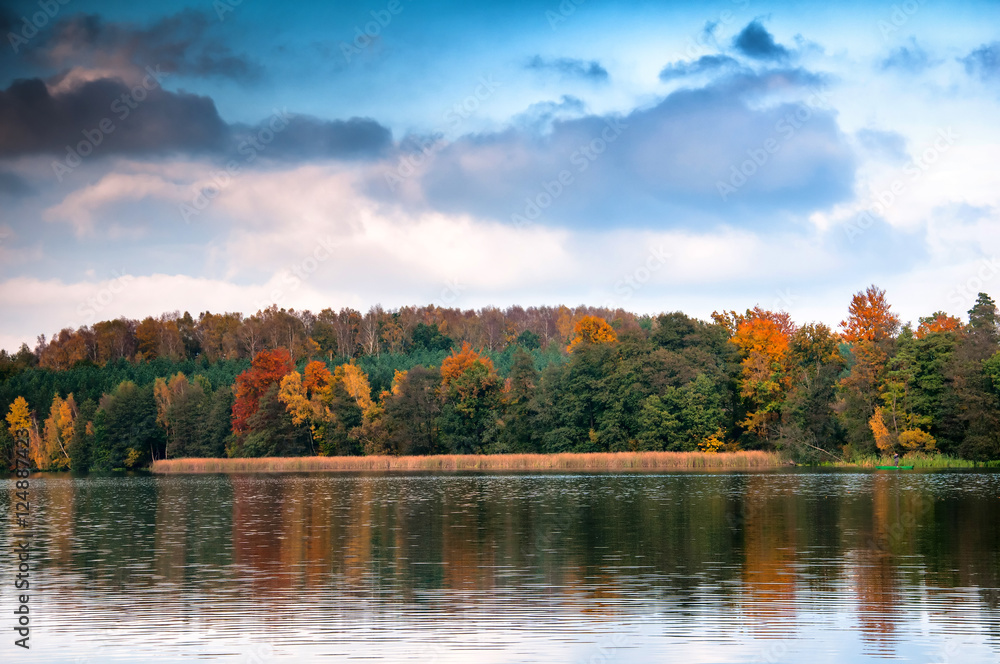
[383,69,853,230]
[33,10,262,83]
[525,56,609,82]
[511,95,588,132]
[0,77,393,162]
[732,20,790,61]
[880,38,933,73]
[42,172,188,234]
[659,55,744,81]
[856,128,908,163]
[961,41,1000,82]
[0,77,229,158]
[0,171,32,197]
[238,115,394,161]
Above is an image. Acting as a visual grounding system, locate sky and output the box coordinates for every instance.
[0,0,999,352]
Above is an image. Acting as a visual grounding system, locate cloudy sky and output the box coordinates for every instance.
[1,0,999,351]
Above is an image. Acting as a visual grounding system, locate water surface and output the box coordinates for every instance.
[2,470,999,662]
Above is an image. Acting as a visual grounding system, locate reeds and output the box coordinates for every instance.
[151,450,785,474]
[845,452,989,469]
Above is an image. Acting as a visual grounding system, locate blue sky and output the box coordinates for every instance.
[1,0,999,351]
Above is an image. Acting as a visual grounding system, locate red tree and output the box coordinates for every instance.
[231,348,294,434]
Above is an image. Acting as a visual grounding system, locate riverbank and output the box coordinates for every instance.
[151,450,785,473]
[833,453,999,469]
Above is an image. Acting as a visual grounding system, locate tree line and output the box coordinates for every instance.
[3,288,1000,470]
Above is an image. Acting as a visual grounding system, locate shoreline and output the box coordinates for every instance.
[151,451,785,474]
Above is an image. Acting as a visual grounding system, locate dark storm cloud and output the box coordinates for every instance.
[0,76,230,157]
[29,10,262,82]
[732,20,790,61]
[659,55,743,81]
[389,69,854,229]
[0,77,393,161]
[525,56,609,82]
[880,39,932,73]
[961,42,1000,82]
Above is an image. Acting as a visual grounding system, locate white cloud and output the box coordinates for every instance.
[43,171,188,235]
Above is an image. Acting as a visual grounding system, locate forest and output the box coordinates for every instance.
[3,286,1000,470]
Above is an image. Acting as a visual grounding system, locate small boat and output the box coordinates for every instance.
[875,465,914,470]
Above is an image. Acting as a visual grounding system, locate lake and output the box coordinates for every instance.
[2,470,999,663]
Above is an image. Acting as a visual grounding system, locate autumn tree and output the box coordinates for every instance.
[40,393,76,469]
[5,396,37,469]
[197,312,244,361]
[231,348,294,436]
[6,396,32,438]
[841,286,901,343]
[278,360,372,456]
[714,307,795,441]
[916,312,963,339]
[567,315,618,352]
[838,286,901,452]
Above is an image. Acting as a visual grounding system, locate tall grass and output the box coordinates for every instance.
[843,452,987,469]
[152,451,785,474]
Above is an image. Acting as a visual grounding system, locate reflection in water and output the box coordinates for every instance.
[2,471,1000,662]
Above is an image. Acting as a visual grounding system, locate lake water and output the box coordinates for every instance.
[2,470,1000,663]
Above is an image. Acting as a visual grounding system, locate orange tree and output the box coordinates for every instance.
[567,315,617,352]
[713,307,795,442]
[837,285,901,452]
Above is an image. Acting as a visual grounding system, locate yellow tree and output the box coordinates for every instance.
[41,394,75,469]
[278,371,317,427]
[869,407,893,453]
[335,362,374,412]
[278,360,377,454]
[555,305,578,344]
[278,360,334,445]
[6,396,31,437]
[6,396,43,470]
[566,315,618,352]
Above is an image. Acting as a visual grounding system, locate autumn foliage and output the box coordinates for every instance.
[232,348,294,434]
[716,307,796,439]
[916,312,963,339]
[335,363,374,411]
[840,285,900,343]
[6,285,1000,469]
[567,316,618,352]
[441,342,495,385]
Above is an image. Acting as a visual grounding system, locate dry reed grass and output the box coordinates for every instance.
[152,451,784,474]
